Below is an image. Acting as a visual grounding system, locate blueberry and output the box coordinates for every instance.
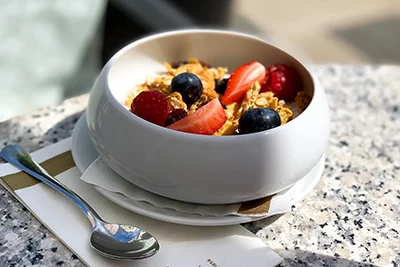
[171,72,203,104]
[238,108,281,134]
[165,109,188,126]
[215,78,229,95]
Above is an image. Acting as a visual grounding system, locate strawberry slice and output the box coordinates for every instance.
[221,61,266,105]
[167,98,226,135]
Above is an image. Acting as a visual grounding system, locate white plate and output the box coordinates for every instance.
[72,114,324,226]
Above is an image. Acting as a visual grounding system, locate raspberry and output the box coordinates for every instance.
[261,64,301,101]
[131,90,170,126]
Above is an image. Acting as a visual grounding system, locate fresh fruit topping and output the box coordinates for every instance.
[221,61,266,105]
[215,78,229,95]
[131,90,170,126]
[238,108,281,134]
[171,72,204,104]
[165,109,188,126]
[167,98,226,135]
[261,64,301,101]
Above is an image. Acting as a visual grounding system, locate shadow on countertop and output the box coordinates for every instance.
[0,111,84,164]
[242,215,384,266]
[276,249,380,267]
[40,112,83,145]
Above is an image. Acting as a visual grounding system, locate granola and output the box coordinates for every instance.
[188,94,208,114]
[166,92,187,110]
[234,82,262,121]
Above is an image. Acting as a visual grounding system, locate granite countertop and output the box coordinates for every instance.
[0,65,399,266]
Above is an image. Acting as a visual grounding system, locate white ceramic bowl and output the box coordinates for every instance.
[86,29,330,204]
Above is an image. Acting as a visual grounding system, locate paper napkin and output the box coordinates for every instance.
[0,138,283,267]
[81,157,293,218]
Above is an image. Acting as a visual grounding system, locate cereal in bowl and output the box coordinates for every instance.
[125,58,311,135]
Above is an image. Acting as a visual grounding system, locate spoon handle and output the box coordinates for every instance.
[1,145,102,225]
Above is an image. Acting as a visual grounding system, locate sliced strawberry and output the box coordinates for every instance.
[221,61,266,105]
[167,98,226,135]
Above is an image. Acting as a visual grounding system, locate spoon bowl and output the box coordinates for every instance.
[90,222,159,260]
[0,145,159,260]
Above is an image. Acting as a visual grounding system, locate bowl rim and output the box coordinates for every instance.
[102,28,321,141]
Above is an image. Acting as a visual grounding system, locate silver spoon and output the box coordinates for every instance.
[1,145,160,260]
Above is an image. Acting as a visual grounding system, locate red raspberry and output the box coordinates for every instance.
[261,64,301,101]
[131,90,170,126]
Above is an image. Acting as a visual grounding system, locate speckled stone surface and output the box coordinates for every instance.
[0,65,399,266]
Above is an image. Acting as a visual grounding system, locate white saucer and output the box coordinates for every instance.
[72,114,324,226]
